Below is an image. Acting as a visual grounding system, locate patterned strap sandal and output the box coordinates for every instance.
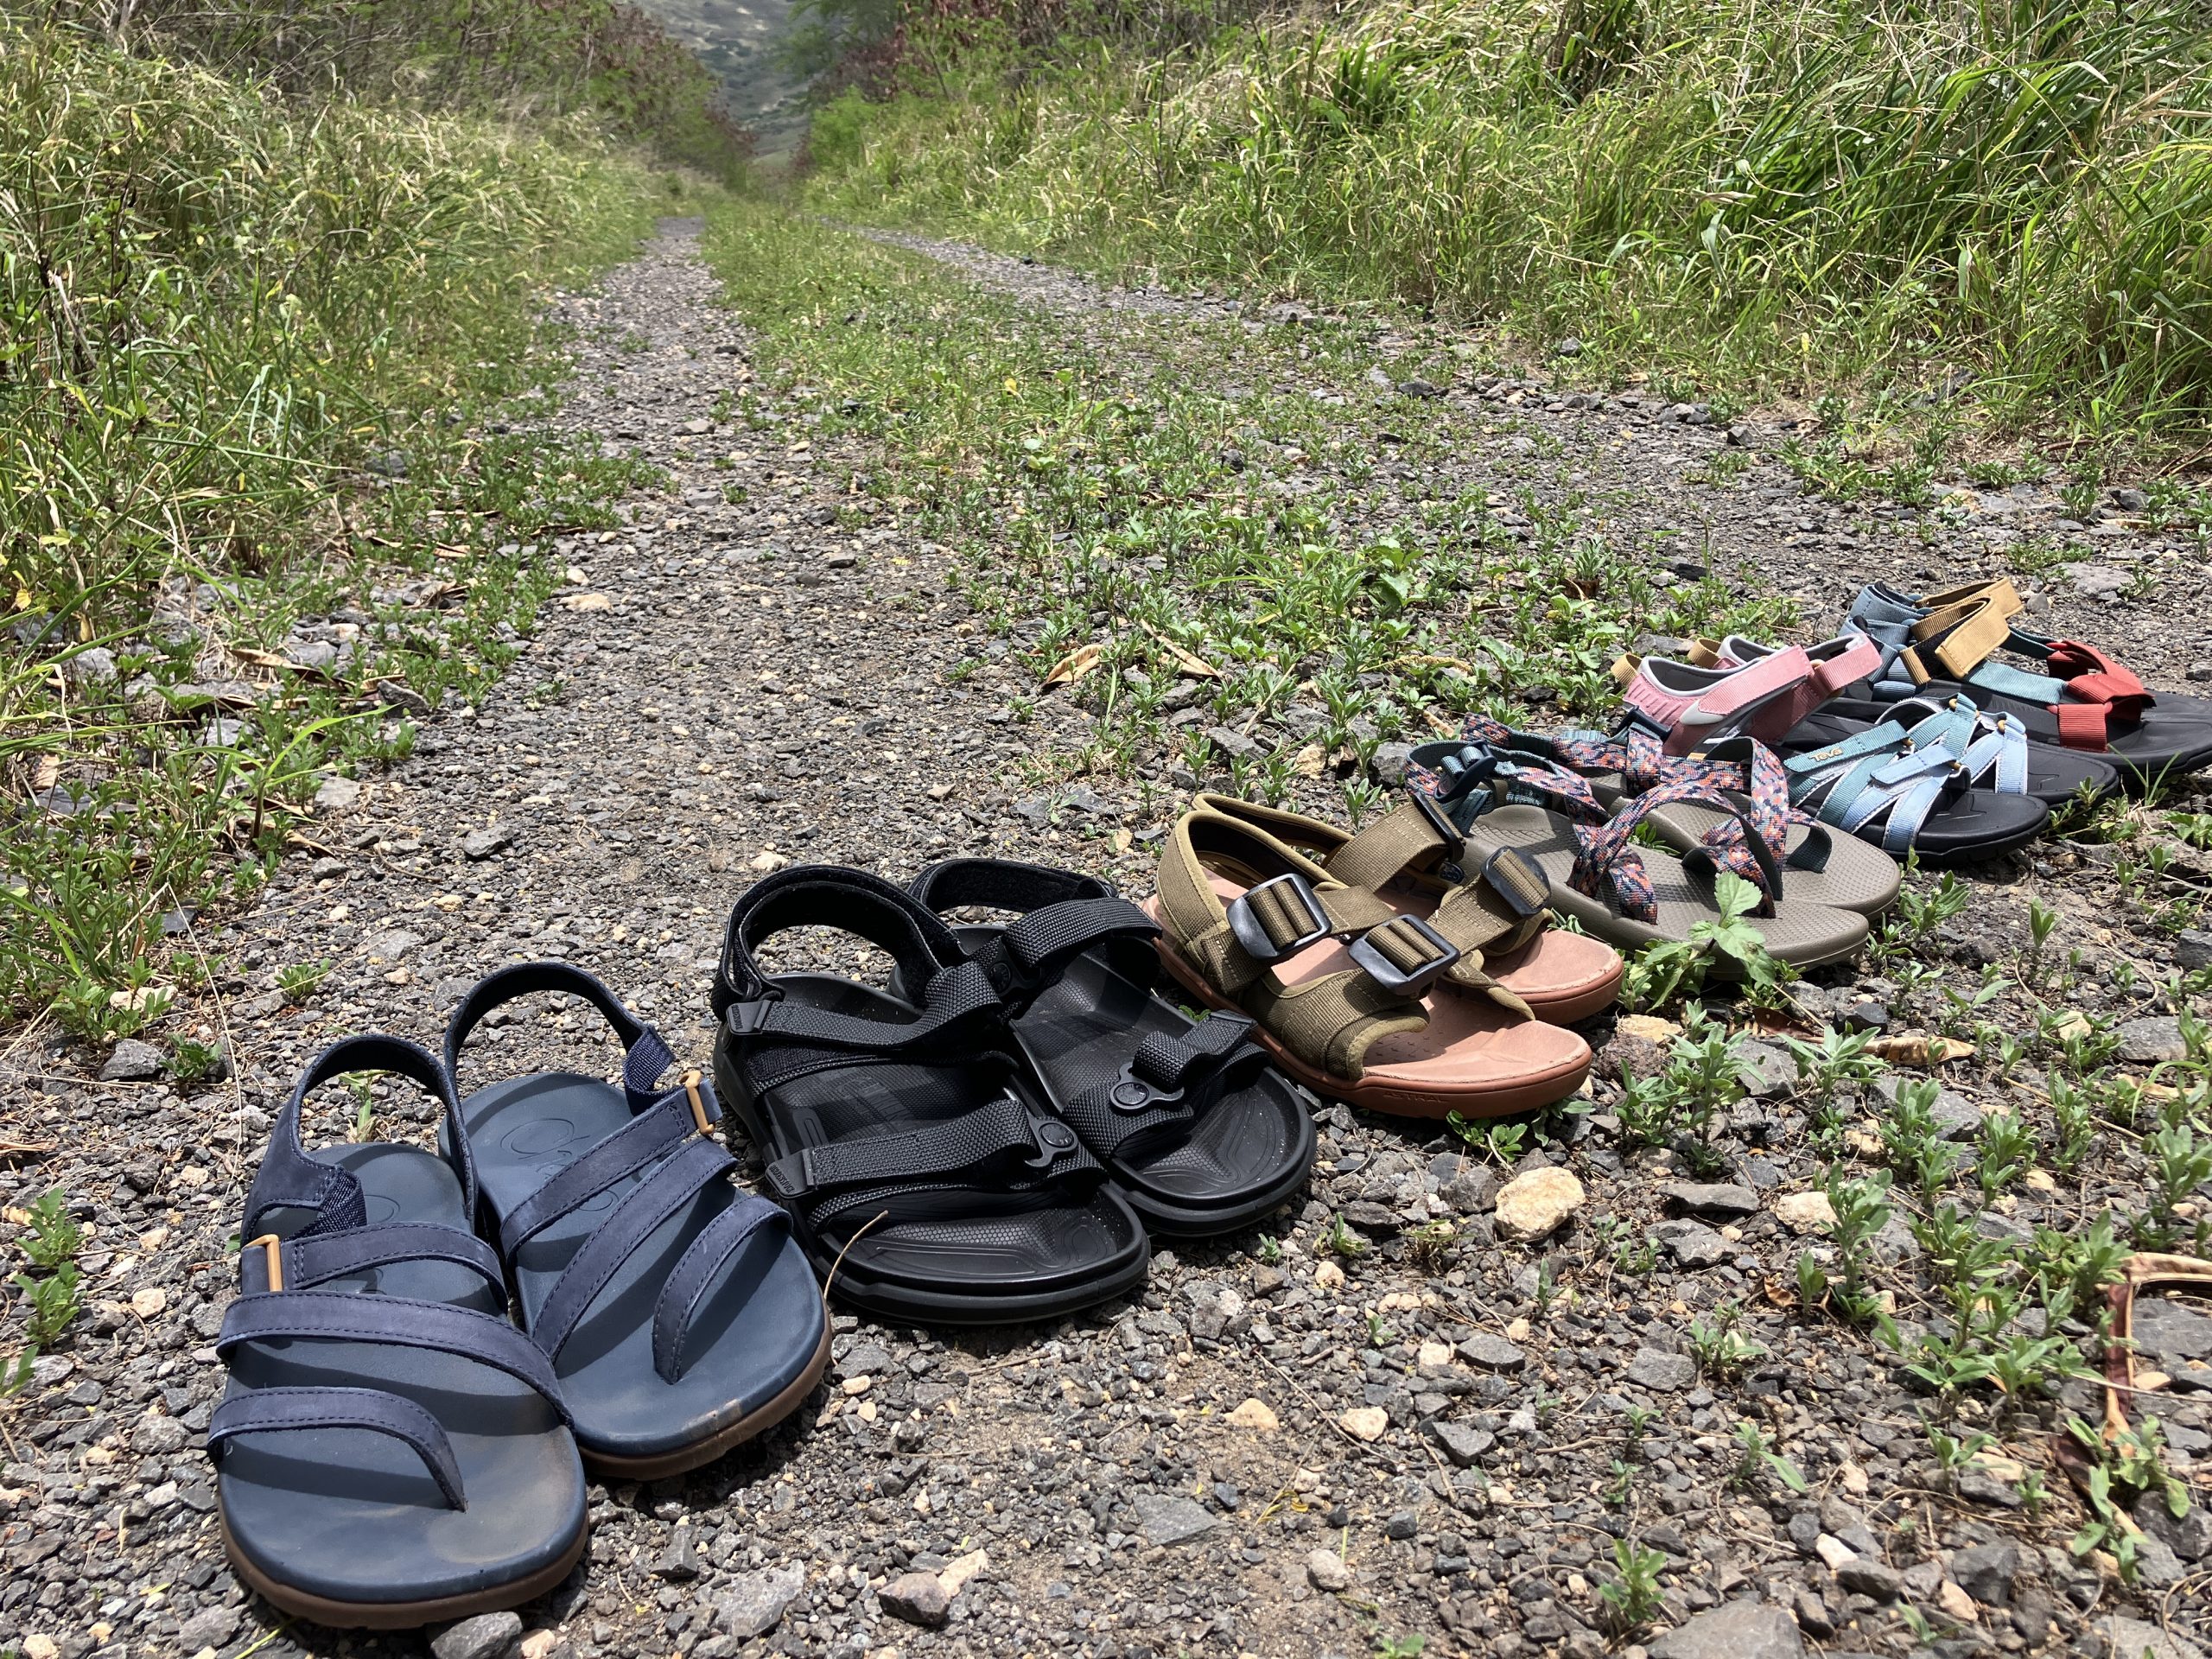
[1408,741,1869,970]
[445,962,830,1478]
[1185,791,1624,1022]
[1146,808,1593,1120]
[210,1036,587,1629]
[1704,632,2120,804]
[1850,579,2212,784]
[1430,715,1901,917]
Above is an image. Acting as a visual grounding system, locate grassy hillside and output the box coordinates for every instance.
[0,11,711,1036]
[798,0,2212,448]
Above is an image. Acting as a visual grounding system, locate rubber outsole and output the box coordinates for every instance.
[1150,940,1590,1121]
[221,1511,588,1632]
[711,1039,1152,1326]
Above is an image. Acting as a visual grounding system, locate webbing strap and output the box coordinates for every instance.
[760,1094,1077,1200]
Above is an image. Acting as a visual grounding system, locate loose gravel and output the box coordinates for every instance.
[4,216,2209,1659]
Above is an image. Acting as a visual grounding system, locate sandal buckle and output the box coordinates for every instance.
[246,1233,285,1293]
[1348,914,1460,998]
[1225,872,1332,964]
[1408,787,1468,877]
[1481,847,1549,918]
[1023,1110,1080,1169]
[1109,1062,1185,1115]
[722,992,783,1040]
[682,1070,717,1135]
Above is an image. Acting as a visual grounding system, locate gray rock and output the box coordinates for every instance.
[1948,1541,2021,1605]
[1456,1333,1526,1372]
[1427,1421,1496,1466]
[314,774,362,811]
[1661,1182,1759,1217]
[2133,1529,2188,1586]
[1371,741,1415,786]
[1306,1548,1351,1591]
[2118,1015,2187,1065]
[1134,1492,1218,1546]
[2135,1489,2212,1562]
[64,647,118,686]
[176,1605,240,1649]
[1556,337,1583,357]
[2096,1614,2205,1659]
[654,1525,700,1580]
[839,1341,893,1378]
[1647,1598,1803,1659]
[2064,563,2131,598]
[100,1039,165,1082]
[431,1611,523,1659]
[1651,1219,1729,1268]
[462,827,514,861]
[363,927,425,963]
[2177,929,2212,971]
[880,1570,950,1628]
[1625,1349,1696,1392]
[2135,1294,2212,1370]
[286,639,340,671]
[1735,1039,1793,1097]
[717,1563,805,1638]
[1834,1557,1901,1600]
[1205,724,1258,760]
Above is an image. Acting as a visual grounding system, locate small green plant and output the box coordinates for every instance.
[1597,1538,1669,1630]
[1977,1110,2036,1198]
[276,959,332,1003]
[1321,1215,1370,1259]
[2066,1415,2190,1581]
[168,1037,227,1090]
[1688,1299,1768,1378]
[1623,873,1794,1009]
[1372,1635,1426,1659]
[13,1264,81,1349]
[1824,1167,1894,1325]
[1730,1420,1808,1493]
[17,1189,82,1272]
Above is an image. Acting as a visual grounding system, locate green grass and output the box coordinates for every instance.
[702,200,1795,810]
[0,21,684,1034]
[794,0,2212,451]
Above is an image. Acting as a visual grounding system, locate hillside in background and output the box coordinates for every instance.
[635,0,811,154]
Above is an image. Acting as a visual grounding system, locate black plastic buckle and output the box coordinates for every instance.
[1481,847,1549,918]
[1348,915,1460,998]
[721,991,783,1039]
[1225,872,1332,964]
[1108,1062,1185,1115]
[1022,1109,1080,1169]
[1407,788,1470,880]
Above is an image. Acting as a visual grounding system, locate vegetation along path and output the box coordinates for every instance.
[8,208,2212,1659]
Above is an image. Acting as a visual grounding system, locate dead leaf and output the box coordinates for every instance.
[1043,642,1103,687]
[1138,621,1219,678]
[1866,1035,1974,1065]
[33,754,59,790]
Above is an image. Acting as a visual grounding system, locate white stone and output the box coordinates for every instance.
[1773,1191,1838,1235]
[1493,1167,1585,1241]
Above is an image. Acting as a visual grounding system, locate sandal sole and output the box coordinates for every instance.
[1150,938,1588,1121]
[221,1509,587,1632]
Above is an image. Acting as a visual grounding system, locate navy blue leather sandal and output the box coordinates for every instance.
[444,963,830,1478]
[906,857,1316,1238]
[209,1036,587,1629]
[712,866,1151,1326]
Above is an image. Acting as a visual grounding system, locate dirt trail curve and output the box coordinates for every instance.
[6,218,2209,1659]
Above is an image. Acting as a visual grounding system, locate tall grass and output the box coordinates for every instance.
[802,0,2212,438]
[0,19,669,1033]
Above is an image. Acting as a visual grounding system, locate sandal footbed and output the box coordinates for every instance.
[459,1074,829,1466]
[1462,804,1870,969]
[216,1144,587,1618]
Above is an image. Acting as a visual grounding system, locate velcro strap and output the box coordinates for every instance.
[761,1094,1076,1201]
[2046,639,2152,717]
[968,897,1159,1009]
[208,1387,468,1510]
[2051,700,2110,749]
[724,958,1006,1055]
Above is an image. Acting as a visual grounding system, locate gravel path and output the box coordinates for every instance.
[5,218,2209,1659]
